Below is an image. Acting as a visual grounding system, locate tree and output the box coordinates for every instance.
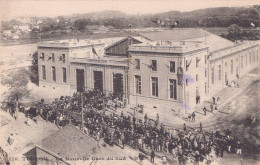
[29,51,39,85]
[1,68,31,115]
[227,24,242,41]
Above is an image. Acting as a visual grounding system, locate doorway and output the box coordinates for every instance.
[76,69,85,92]
[94,71,103,92]
[113,73,123,100]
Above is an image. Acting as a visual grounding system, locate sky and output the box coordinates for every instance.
[0,0,259,20]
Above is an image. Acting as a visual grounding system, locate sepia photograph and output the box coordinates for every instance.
[0,0,260,164]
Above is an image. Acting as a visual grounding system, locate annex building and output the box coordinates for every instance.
[38,28,260,112]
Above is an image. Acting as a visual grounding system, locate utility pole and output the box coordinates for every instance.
[81,93,84,131]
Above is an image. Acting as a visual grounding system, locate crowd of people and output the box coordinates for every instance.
[0,147,9,165]
[2,89,243,165]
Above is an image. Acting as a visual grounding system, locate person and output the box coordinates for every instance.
[183,123,187,132]
[156,113,159,122]
[151,150,155,163]
[203,107,207,116]
[188,113,191,122]
[212,97,216,104]
[192,112,196,122]
[144,113,148,124]
[210,104,214,112]
[200,122,203,132]
[237,140,242,155]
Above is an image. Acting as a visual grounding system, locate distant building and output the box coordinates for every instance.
[24,124,97,165]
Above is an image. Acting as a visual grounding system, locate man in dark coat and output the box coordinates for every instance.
[150,150,155,163]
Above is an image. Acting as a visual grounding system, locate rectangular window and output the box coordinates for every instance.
[41,53,45,61]
[231,60,233,74]
[169,61,175,73]
[62,54,65,62]
[135,59,140,70]
[205,82,207,94]
[151,77,158,97]
[151,60,157,71]
[52,53,55,62]
[62,67,67,83]
[52,66,56,82]
[196,57,199,68]
[186,78,188,86]
[225,62,228,67]
[135,75,141,94]
[196,74,199,82]
[169,79,177,100]
[218,65,221,80]
[42,65,46,80]
[205,55,207,65]
[186,60,189,71]
[211,68,214,84]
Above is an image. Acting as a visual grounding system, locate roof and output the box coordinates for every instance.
[139,28,235,52]
[104,36,143,50]
[37,124,97,159]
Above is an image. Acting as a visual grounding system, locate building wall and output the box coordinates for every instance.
[208,44,260,96]
[182,49,208,111]
[38,47,71,95]
[69,63,127,97]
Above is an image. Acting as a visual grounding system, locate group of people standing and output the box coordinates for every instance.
[2,90,243,165]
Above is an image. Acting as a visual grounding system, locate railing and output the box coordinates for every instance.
[129,45,184,52]
[70,57,128,66]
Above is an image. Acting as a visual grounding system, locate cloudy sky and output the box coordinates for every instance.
[0,0,258,20]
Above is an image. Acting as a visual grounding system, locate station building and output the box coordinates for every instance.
[37,29,260,112]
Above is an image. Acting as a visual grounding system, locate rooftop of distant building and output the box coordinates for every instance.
[138,28,235,52]
[38,37,125,48]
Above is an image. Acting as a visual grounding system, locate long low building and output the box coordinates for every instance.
[37,29,260,112]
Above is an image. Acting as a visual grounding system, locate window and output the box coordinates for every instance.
[186,60,189,71]
[62,67,67,83]
[52,66,56,82]
[135,59,140,70]
[186,78,188,86]
[42,65,46,80]
[169,79,177,100]
[40,53,45,61]
[218,65,221,80]
[196,57,199,68]
[205,69,207,77]
[205,55,207,64]
[196,74,199,82]
[211,68,214,84]
[52,53,55,62]
[151,77,158,97]
[62,54,66,62]
[205,82,207,94]
[236,58,238,62]
[169,61,175,73]
[225,62,228,67]
[231,60,233,74]
[135,75,141,94]
[151,60,157,71]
